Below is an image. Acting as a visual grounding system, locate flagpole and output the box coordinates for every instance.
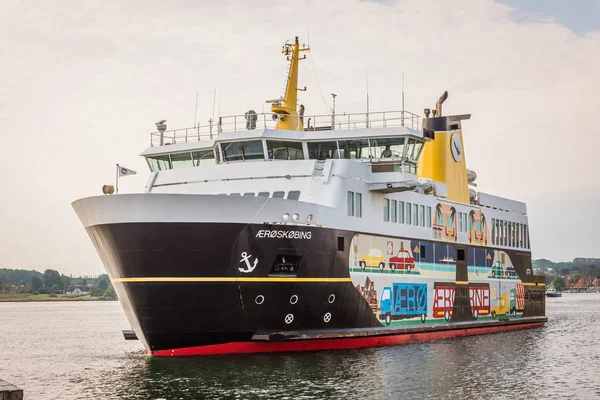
[116,164,119,194]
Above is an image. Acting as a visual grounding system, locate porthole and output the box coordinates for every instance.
[284,313,294,324]
[255,295,265,305]
[290,295,298,305]
[328,294,336,304]
[324,312,332,323]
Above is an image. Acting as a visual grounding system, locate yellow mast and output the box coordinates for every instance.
[268,37,310,131]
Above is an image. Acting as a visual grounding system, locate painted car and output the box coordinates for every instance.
[379,282,427,325]
[359,249,385,271]
[388,249,415,272]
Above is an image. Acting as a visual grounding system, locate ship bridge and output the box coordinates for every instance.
[142,109,429,177]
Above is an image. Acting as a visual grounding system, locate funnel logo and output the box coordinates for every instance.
[451,133,462,163]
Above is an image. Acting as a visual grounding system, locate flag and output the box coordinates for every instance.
[118,166,137,177]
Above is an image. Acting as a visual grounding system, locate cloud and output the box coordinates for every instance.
[0,0,599,273]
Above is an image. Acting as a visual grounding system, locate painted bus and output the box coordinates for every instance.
[433,282,491,321]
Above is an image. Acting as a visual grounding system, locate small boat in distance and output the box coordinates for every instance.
[546,286,562,298]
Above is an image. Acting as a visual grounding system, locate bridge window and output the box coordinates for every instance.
[337,139,370,159]
[221,140,264,162]
[273,191,285,199]
[287,191,301,200]
[258,192,269,198]
[405,139,424,161]
[426,206,432,227]
[192,149,215,166]
[170,152,194,169]
[348,192,354,216]
[370,137,405,159]
[419,205,425,227]
[391,200,397,222]
[406,202,412,225]
[147,155,171,171]
[266,140,304,160]
[307,141,338,160]
[244,193,255,197]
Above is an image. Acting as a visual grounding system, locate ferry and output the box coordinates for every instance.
[72,37,547,356]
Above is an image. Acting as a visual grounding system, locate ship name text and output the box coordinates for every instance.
[255,230,312,239]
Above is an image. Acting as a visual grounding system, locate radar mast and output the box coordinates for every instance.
[267,36,310,131]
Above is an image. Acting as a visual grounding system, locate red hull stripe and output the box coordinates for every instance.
[151,322,544,357]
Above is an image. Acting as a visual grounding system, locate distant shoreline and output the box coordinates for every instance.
[0,293,117,302]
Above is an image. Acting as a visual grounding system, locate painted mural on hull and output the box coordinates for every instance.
[350,233,525,327]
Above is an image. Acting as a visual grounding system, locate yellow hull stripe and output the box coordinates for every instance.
[113,277,352,283]
[455,280,469,285]
[522,282,545,287]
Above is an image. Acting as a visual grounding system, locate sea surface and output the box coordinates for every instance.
[1,294,599,400]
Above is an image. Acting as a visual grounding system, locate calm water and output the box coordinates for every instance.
[1,294,599,400]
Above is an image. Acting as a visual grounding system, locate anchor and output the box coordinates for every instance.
[239,251,259,273]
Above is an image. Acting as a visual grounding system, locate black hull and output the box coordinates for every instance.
[87,222,380,351]
[86,222,546,353]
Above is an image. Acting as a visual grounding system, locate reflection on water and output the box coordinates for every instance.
[1,295,599,399]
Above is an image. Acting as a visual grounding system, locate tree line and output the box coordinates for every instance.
[1,268,116,299]
[533,259,600,291]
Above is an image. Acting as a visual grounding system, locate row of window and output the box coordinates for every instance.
[224,191,301,200]
[147,149,216,172]
[147,137,425,171]
[491,219,530,249]
[347,192,363,217]
[384,199,432,228]
[307,137,422,161]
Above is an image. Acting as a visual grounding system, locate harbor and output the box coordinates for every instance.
[2,0,600,398]
[0,294,596,399]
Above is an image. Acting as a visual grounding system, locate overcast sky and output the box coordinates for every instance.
[1,0,599,275]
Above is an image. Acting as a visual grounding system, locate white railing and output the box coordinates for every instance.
[149,110,421,147]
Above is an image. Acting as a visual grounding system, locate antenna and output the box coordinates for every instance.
[211,89,217,122]
[366,74,370,128]
[402,71,405,127]
[331,93,337,130]
[194,91,199,127]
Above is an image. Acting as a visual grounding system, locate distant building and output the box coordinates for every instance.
[68,286,90,295]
